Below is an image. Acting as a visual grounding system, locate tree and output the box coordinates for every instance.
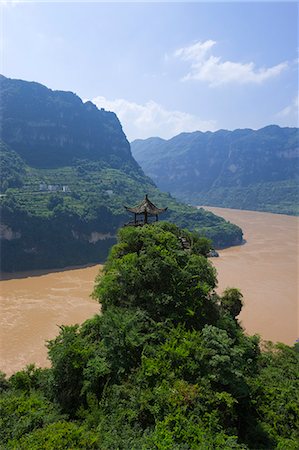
[1,220,298,449]
[6,421,99,449]
[47,194,63,211]
[220,288,243,318]
[93,223,218,328]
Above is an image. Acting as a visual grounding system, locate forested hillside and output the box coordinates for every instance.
[0,76,242,271]
[131,126,299,215]
[0,224,298,448]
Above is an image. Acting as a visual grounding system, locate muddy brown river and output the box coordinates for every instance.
[203,207,298,346]
[0,208,298,376]
[0,265,101,376]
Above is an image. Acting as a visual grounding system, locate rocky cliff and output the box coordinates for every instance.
[131,126,299,215]
[0,74,138,170]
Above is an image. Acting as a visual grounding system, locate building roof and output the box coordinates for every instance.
[124,194,167,215]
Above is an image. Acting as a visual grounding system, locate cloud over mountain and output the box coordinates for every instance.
[91,96,216,140]
[174,40,288,86]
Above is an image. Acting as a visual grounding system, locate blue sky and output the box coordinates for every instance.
[1,1,298,140]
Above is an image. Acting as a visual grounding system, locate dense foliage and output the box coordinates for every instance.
[177,180,299,216]
[1,223,298,449]
[0,75,242,271]
[0,141,26,193]
[0,160,242,271]
[131,126,299,215]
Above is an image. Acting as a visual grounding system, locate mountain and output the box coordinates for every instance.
[0,76,242,271]
[131,126,299,215]
[0,74,136,170]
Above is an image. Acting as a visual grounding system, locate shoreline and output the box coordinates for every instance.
[199,204,299,219]
[3,205,286,280]
[0,262,102,281]
[198,204,299,218]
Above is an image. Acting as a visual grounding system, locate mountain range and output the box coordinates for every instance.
[131,126,299,215]
[0,75,242,271]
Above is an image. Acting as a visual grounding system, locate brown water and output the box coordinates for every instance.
[0,265,101,376]
[1,209,298,376]
[202,207,298,345]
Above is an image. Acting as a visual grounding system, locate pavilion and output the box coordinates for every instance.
[124,194,167,226]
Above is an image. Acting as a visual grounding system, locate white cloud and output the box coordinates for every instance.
[276,95,299,124]
[90,96,217,141]
[174,40,288,86]
[174,39,216,62]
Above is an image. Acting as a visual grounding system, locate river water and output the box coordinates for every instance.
[0,208,298,376]
[203,207,298,346]
[0,265,101,376]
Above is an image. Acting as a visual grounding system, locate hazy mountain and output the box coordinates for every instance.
[0,76,242,271]
[131,126,299,215]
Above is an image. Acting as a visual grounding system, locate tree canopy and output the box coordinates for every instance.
[0,222,298,449]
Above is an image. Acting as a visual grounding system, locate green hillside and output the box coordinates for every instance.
[0,76,242,271]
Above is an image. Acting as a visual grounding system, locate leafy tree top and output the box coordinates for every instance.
[93,222,219,327]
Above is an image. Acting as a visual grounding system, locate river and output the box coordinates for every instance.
[202,207,298,346]
[0,265,101,376]
[0,208,298,376]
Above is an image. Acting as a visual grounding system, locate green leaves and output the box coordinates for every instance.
[220,288,243,318]
[7,421,99,449]
[0,391,64,446]
[1,219,297,449]
[248,343,299,446]
[94,223,217,327]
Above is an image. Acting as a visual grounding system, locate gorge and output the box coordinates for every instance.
[0,75,242,272]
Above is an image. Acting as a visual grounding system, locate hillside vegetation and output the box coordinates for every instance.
[131,126,299,215]
[0,223,298,449]
[0,76,242,271]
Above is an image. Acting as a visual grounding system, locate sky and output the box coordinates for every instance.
[1,1,298,141]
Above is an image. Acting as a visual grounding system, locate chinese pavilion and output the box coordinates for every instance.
[124,194,167,226]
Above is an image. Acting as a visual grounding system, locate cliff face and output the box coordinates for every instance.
[0,75,137,170]
[131,126,299,214]
[0,76,243,271]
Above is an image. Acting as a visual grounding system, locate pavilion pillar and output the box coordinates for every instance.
[124,195,167,228]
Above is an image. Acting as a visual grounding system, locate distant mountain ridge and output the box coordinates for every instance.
[0,75,242,271]
[131,126,299,215]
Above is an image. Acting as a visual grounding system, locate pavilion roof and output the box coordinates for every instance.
[124,194,167,216]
